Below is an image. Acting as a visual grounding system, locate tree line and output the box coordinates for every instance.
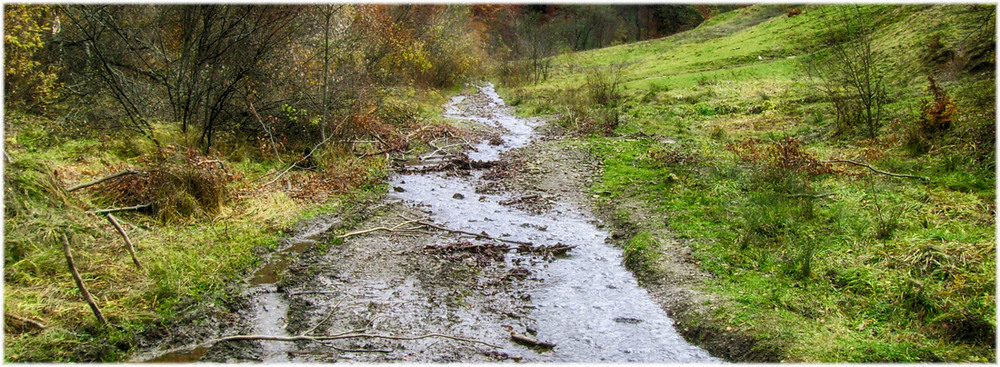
[5,4,720,156]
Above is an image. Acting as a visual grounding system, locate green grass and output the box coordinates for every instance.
[3,81,462,361]
[508,3,995,362]
[2,116,392,361]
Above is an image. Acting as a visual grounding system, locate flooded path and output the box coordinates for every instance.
[387,83,716,362]
[140,83,717,363]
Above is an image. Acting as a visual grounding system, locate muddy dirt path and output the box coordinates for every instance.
[137,83,718,363]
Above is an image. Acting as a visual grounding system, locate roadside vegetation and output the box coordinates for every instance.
[3,4,479,362]
[504,4,995,362]
[4,3,728,361]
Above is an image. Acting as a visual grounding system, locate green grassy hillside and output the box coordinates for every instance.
[505,4,995,362]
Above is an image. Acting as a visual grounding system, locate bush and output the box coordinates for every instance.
[585,63,626,108]
[96,146,232,222]
[919,76,957,134]
[805,6,888,139]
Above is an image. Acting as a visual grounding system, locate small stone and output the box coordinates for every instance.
[453,193,465,199]
[393,186,405,192]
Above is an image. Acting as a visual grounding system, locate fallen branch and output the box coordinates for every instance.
[89,203,152,215]
[106,214,144,270]
[5,314,47,330]
[338,216,532,246]
[67,170,143,192]
[337,219,422,239]
[420,142,465,161]
[288,291,341,296]
[785,193,836,199]
[62,233,109,327]
[401,215,532,246]
[825,160,929,182]
[213,332,501,349]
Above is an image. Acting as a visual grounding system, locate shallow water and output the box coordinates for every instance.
[390,83,717,363]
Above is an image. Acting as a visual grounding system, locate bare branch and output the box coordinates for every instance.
[67,170,143,192]
[5,314,48,330]
[400,215,533,246]
[212,332,501,349]
[89,203,153,215]
[106,214,144,271]
[825,159,930,182]
[62,233,109,327]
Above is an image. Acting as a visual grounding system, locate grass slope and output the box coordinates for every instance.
[506,4,995,362]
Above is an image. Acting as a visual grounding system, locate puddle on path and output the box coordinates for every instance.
[390,83,717,363]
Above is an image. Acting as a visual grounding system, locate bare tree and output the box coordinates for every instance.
[807,5,887,139]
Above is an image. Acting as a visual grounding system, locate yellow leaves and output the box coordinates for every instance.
[4,4,61,108]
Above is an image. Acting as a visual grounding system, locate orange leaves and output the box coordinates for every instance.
[921,76,957,134]
[726,136,832,176]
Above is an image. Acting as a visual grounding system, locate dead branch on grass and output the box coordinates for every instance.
[67,170,144,192]
[824,159,930,182]
[248,99,282,164]
[4,314,48,330]
[105,214,144,270]
[785,193,837,199]
[61,233,109,327]
[88,203,152,215]
[260,115,351,186]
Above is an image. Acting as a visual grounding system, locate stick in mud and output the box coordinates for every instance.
[399,214,533,246]
[209,331,502,349]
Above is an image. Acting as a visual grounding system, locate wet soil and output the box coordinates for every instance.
[135,83,721,363]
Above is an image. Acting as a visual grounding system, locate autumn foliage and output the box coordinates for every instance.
[921,76,957,134]
[726,136,832,176]
[4,5,61,111]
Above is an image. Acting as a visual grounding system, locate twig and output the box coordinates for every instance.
[67,170,143,192]
[89,203,152,215]
[248,99,282,164]
[4,314,47,330]
[785,193,837,199]
[303,301,344,336]
[329,346,392,353]
[336,219,421,239]
[61,233,109,327]
[400,215,532,246]
[106,214,144,270]
[288,291,342,296]
[420,142,464,161]
[260,115,350,186]
[213,332,501,349]
[825,159,930,182]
